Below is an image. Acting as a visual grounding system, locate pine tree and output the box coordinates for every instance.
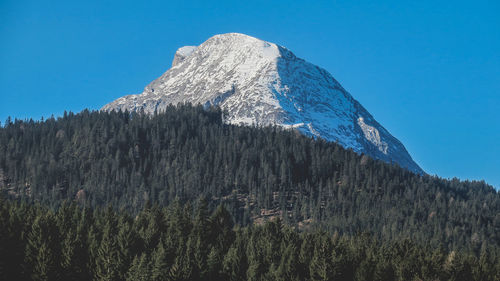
[223,244,245,281]
[126,253,151,281]
[275,243,300,281]
[116,217,137,281]
[150,241,169,281]
[210,204,235,252]
[309,238,332,281]
[206,247,222,280]
[60,227,88,281]
[25,214,60,281]
[94,223,120,281]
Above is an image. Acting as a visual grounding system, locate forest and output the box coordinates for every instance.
[1,197,499,281]
[0,105,499,255]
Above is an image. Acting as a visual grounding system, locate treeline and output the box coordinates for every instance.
[0,105,499,253]
[1,197,499,281]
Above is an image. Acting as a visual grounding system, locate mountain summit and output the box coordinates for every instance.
[102,33,423,173]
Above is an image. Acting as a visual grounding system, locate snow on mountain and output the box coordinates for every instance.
[102,33,423,173]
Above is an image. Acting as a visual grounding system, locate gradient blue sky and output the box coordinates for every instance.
[1,0,499,188]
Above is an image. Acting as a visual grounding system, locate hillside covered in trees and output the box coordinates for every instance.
[0,105,499,254]
[1,198,499,281]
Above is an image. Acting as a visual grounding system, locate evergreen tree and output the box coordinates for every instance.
[150,241,169,281]
[126,253,151,281]
[25,213,59,281]
[94,222,120,281]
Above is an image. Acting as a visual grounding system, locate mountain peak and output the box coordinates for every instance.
[207,32,272,43]
[102,33,423,173]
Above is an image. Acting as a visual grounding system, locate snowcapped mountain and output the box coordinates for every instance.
[102,33,423,173]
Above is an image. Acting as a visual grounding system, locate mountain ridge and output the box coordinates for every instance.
[102,33,423,173]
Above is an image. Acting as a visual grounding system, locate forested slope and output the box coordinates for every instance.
[1,199,499,281]
[0,105,498,253]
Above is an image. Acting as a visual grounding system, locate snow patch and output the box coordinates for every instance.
[177,46,197,57]
[357,117,388,154]
[282,123,305,129]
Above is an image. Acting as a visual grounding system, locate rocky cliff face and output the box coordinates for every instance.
[102,33,423,173]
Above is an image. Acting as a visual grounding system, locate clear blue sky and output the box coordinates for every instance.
[1,0,499,188]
